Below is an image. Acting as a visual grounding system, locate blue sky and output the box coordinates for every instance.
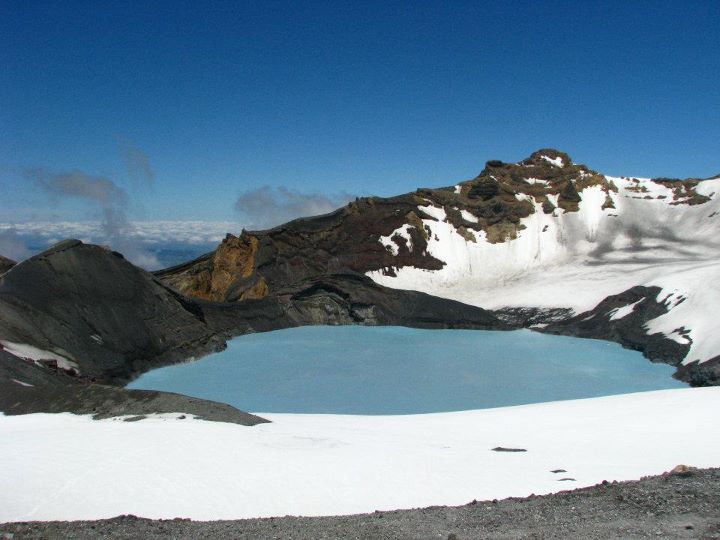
[1,0,719,224]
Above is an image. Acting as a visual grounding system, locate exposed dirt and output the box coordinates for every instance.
[3,467,719,539]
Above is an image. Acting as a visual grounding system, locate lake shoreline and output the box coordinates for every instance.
[129,326,685,415]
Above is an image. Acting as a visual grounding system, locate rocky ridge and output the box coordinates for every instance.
[157,149,712,305]
[156,149,618,302]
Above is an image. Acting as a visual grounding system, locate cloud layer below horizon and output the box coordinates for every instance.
[0,220,239,269]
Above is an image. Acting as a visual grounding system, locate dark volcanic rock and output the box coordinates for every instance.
[0,349,268,425]
[279,273,503,330]
[559,178,582,203]
[0,240,230,383]
[675,356,720,387]
[0,254,15,275]
[468,177,500,200]
[493,306,574,326]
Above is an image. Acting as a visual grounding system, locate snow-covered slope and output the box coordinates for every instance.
[368,161,720,366]
[1,387,718,522]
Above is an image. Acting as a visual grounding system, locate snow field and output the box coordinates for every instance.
[1,387,719,522]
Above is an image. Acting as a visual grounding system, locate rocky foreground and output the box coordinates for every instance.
[3,467,718,539]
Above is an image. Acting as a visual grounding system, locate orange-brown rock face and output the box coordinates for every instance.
[207,234,260,299]
[160,232,268,302]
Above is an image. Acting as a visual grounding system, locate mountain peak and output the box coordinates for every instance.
[479,149,575,177]
[522,149,572,168]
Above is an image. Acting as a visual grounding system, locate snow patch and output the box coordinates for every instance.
[541,155,564,167]
[418,204,447,221]
[12,379,33,387]
[460,209,479,223]
[695,178,720,198]
[378,224,415,256]
[608,299,644,321]
[526,177,550,186]
[0,341,79,373]
[577,185,608,242]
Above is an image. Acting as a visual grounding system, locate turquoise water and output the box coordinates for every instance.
[128,326,685,414]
